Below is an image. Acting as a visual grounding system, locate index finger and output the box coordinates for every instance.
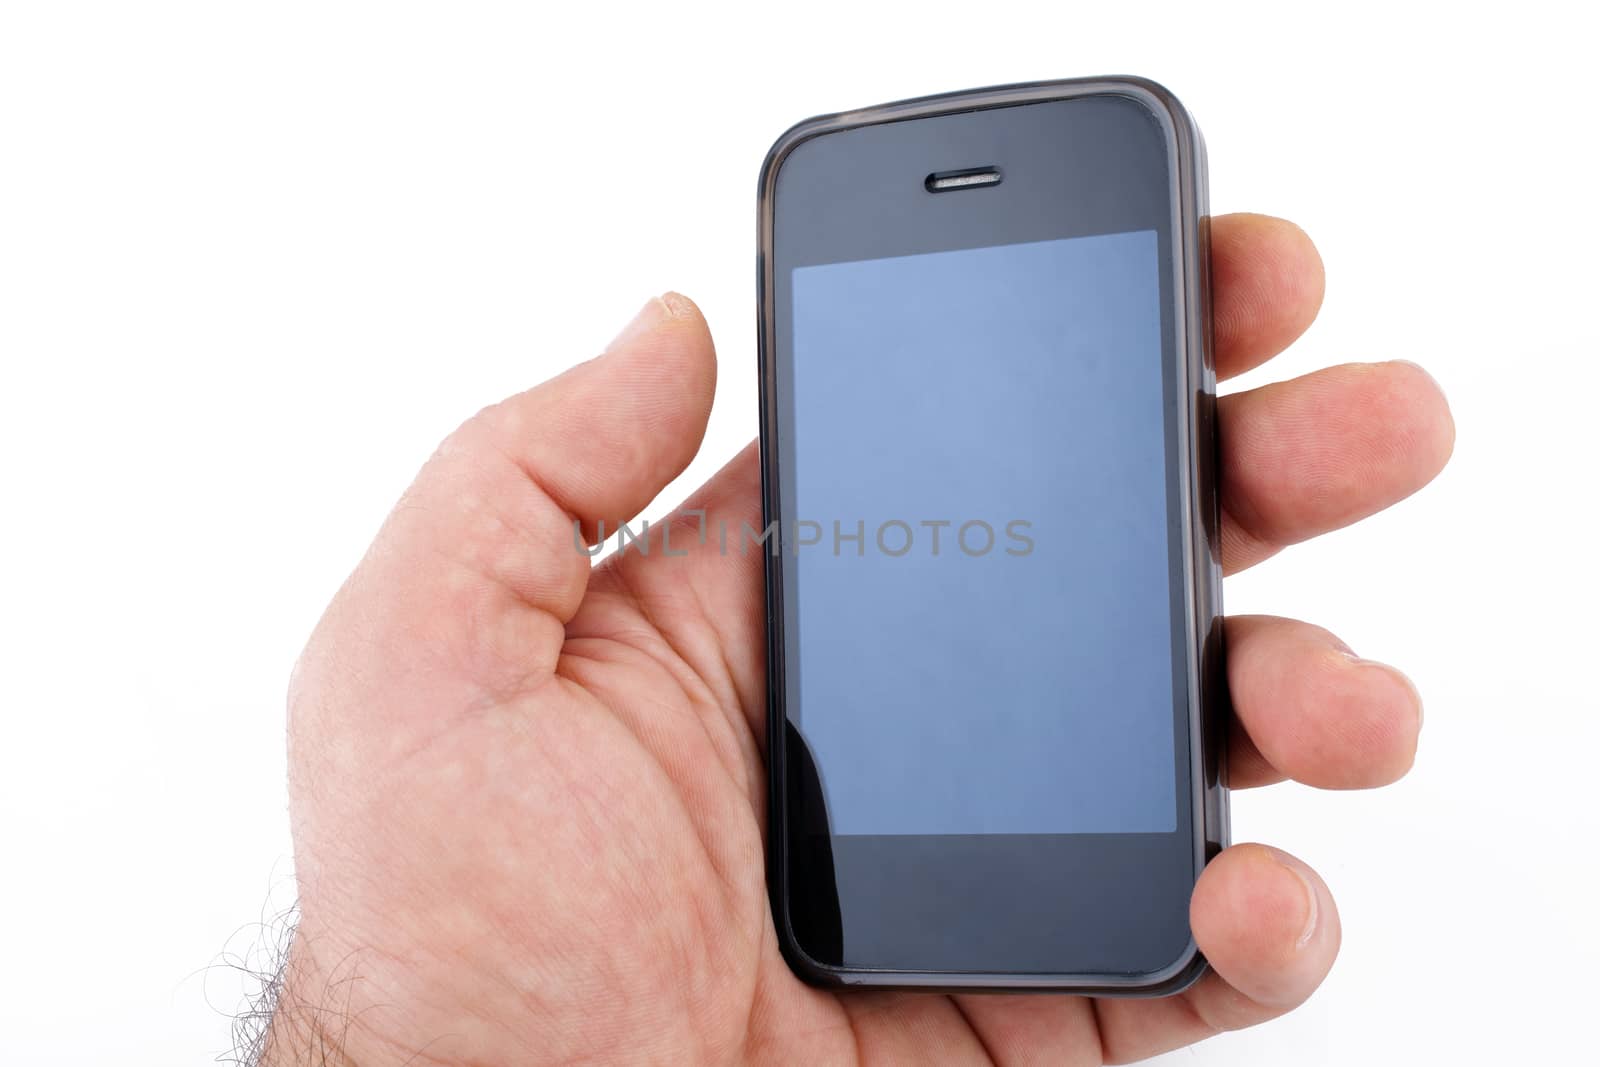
[1211,213,1326,380]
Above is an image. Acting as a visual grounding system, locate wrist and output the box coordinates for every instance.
[258,1010,360,1067]
[249,940,361,1067]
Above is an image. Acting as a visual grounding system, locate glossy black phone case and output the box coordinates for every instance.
[756,76,1228,996]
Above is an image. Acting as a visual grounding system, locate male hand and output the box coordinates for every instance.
[267,214,1454,1065]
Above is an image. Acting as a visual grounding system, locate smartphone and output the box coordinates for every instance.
[756,77,1227,994]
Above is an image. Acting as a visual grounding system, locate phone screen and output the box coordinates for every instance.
[766,91,1206,978]
[790,229,1177,835]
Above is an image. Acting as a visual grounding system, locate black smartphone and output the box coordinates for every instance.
[756,77,1227,994]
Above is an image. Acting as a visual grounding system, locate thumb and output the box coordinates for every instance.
[294,292,716,728]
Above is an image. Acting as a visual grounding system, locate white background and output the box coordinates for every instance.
[2,2,1595,1063]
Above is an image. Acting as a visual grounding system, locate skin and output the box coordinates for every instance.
[265,214,1455,1065]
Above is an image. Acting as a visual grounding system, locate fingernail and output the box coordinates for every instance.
[607,295,674,351]
[1379,660,1424,732]
[1279,859,1320,949]
[1344,652,1424,731]
[1391,359,1448,403]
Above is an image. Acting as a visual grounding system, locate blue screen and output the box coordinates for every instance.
[790,229,1178,835]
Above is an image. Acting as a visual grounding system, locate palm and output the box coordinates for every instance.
[568,539,1127,1065]
[274,216,1453,1065]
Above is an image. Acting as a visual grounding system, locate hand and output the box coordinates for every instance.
[268,214,1454,1065]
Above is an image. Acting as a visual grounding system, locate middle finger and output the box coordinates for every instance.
[1218,359,1454,575]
